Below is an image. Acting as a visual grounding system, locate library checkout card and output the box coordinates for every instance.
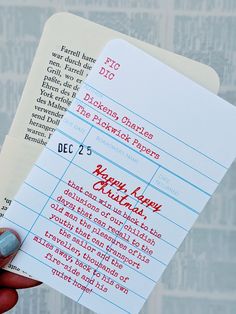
[2,39,236,314]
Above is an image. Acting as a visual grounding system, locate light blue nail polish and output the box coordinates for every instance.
[0,231,20,258]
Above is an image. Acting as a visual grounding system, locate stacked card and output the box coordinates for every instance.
[1,12,233,314]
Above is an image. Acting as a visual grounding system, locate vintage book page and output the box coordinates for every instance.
[0,13,219,277]
[0,12,220,212]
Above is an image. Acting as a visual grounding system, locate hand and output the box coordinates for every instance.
[0,228,41,313]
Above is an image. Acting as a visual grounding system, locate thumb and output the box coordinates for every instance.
[0,229,21,268]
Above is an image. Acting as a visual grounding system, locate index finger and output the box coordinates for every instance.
[0,270,41,289]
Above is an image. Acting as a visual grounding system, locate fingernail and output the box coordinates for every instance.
[0,231,20,258]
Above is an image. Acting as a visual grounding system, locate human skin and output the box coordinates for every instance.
[0,228,41,313]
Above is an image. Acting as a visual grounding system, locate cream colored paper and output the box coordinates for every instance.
[0,13,219,277]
